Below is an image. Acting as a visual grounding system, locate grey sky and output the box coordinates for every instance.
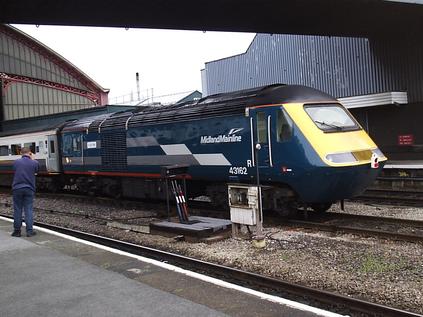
[14,24,255,101]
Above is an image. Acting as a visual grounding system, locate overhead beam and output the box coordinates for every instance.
[1,0,423,37]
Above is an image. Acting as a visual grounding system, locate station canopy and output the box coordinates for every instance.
[1,0,423,37]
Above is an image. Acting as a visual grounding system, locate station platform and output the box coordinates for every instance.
[384,160,423,169]
[0,218,344,317]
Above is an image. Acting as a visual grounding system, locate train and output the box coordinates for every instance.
[0,84,387,213]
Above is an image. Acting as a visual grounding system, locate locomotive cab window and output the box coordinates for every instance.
[277,110,293,142]
[305,104,360,132]
[256,111,267,143]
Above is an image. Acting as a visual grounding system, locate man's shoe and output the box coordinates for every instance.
[26,231,37,237]
[11,230,21,237]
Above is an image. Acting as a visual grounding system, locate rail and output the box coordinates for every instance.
[276,212,423,243]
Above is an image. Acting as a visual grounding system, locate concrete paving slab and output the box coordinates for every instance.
[0,230,33,252]
[0,226,227,317]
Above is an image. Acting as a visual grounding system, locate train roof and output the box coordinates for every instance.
[60,113,115,132]
[62,84,337,133]
[0,123,64,138]
[200,84,336,106]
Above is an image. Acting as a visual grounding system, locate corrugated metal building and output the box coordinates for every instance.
[202,34,423,101]
[0,24,108,125]
[201,34,423,160]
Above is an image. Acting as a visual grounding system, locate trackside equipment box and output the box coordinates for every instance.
[228,184,259,226]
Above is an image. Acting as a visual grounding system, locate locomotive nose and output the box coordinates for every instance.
[296,162,385,203]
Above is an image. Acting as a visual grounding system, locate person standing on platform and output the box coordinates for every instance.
[11,147,39,237]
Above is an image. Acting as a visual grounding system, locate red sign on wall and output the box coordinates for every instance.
[398,134,414,145]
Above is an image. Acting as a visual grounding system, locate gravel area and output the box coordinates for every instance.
[330,200,423,220]
[1,193,422,315]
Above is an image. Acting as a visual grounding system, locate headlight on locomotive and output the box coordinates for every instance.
[325,152,357,164]
[326,148,386,164]
[371,148,386,159]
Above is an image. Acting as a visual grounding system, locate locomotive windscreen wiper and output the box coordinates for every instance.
[314,120,343,130]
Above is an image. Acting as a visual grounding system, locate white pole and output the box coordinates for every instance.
[136,72,140,101]
[253,143,265,248]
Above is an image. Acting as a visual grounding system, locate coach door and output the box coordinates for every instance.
[250,109,273,168]
[46,135,60,172]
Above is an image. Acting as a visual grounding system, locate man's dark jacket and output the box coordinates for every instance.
[12,155,39,192]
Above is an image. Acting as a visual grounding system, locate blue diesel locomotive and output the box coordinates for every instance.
[0,84,387,212]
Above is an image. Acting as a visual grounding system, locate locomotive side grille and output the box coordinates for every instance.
[352,150,372,161]
[100,130,127,171]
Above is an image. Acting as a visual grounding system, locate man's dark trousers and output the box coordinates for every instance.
[13,187,35,233]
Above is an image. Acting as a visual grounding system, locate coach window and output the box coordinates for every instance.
[11,144,21,155]
[277,110,293,142]
[256,112,267,143]
[24,142,36,154]
[0,145,9,156]
[50,140,55,154]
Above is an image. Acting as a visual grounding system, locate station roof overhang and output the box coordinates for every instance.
[339,91,408,109]
[1,0,423,37]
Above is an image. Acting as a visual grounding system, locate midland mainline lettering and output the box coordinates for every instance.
[200,135,242,144]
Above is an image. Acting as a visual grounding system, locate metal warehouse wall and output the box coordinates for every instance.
[0,25,107,122]
[202,34,423,102]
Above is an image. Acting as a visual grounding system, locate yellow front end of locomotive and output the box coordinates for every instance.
[284,102,387,167]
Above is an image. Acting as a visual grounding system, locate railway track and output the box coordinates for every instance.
[275,211,423,244]
[0,213,420,317]
[0,193,222,223]
[357,188,423,207]
[2,191,423,243]
[0,199,159,223]
[0,189,219,214]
